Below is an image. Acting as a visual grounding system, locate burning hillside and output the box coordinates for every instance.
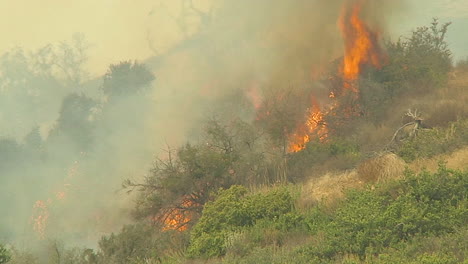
[285,0,387,153]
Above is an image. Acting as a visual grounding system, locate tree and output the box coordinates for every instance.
[48,93,97,151]
[0,35,90,140]
[373,18,452,96]
[0,138,22,171]
[24,126,43,149]
[102,61,155,97]
[98,224,160,264]
[124,118,268,229]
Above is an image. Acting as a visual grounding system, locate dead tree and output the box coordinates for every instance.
[386,109,424,149]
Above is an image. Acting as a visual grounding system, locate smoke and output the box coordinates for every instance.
[0,0,404,251]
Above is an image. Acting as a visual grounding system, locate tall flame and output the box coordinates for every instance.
[339,0,385,92]
[287,0,385,153]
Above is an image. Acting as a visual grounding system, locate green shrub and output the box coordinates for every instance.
[191,166,467,262]
[303,207,333,234]
[326,189,396,257]
[374,18,452,96]
[97,223,183,264]
[398,119,468,162]
[311,165,467,259]
[371,227,468,263]
[374,252,460,264]
[223,245,326,264]
[0,244,11,264]
[288,137,362,179]
[188,186,295,258]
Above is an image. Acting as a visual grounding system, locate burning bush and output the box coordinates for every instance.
[124,118,271,230]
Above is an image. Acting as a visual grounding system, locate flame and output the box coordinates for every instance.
[338,0,385,92]
[287,0,386,153]
[31,200,50,239]
[30,159,80,239]
[161,198,196,232]
[288,98,328,153]
[246,82,263,110]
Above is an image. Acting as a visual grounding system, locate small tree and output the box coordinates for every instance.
[102,61,155,97]
[48,93,96,151]
[124,118,267,229]
[374,18,452,96]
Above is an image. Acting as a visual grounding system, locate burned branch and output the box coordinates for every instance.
[385,109,424,149]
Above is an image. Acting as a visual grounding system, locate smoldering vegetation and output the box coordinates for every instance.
[1,0,467,263]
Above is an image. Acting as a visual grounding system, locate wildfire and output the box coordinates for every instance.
[338,0,385,93]
[288,98,328,153]
[31,200,50,239]
[30,159,80,239]
[287,0,386,153]
[161,199,196,232]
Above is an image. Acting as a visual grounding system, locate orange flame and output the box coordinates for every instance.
[338,0,385,92]
[32,200,50,239]
[161,199,196,232]
[288,98,328,153]
[30,159,79,239]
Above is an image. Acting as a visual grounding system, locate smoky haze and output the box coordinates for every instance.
[0,0,403,249]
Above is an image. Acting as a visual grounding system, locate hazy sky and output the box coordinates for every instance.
[0,0,467,76]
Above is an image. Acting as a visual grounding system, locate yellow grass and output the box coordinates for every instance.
[299,147,467,209]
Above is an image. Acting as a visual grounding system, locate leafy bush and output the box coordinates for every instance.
[360,19,453,124]
[97,223,182,264]
[398,119,468,162]
[223,245,324,264]
[374,18,452,96]
[0,244,11,264]
[102,61,155,97]
[296,165,467,260]
[125,118,268,227]
[220,165,467,263]
[288,137,362,179]
[374,253,460,264]
[370,227,468,263]
[188,186,294,258]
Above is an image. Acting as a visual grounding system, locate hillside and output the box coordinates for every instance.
[1,1,468,264]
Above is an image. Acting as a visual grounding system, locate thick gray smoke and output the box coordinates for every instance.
[0,0,403,250]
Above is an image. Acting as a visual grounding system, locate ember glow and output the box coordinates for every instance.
[339,0,385,93]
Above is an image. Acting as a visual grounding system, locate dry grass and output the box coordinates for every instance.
[300,146,467,210]
[422,99,468,128]
[419,71,468,127]
[409,146,468,173]
[299,170,362,209]
[357,153,406,183]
